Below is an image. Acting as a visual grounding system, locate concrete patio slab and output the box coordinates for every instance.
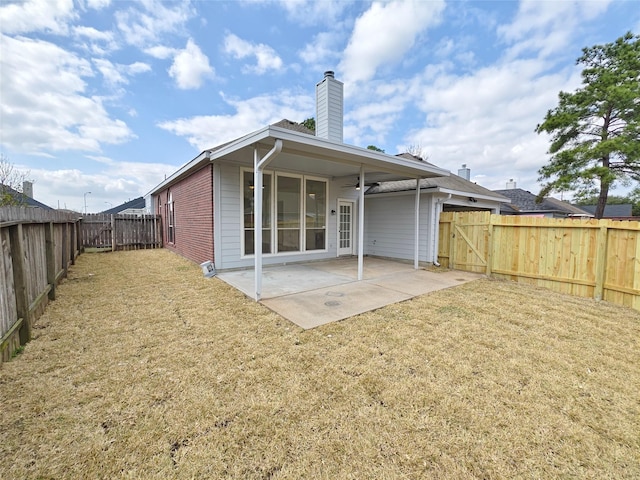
[217,258,484,329]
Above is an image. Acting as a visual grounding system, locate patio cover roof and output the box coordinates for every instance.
[148,125,449,194]
[148,124,451,302]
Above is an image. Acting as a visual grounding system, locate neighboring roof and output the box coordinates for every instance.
[365,155,509,203]
[579,204,633,217]
[148,123,449,196]
[0,184,53,210]
[101,197,145,214]
[271,119,314,135]
[494,188,592,216]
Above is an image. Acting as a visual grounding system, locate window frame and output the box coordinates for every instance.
[240,168,329,258]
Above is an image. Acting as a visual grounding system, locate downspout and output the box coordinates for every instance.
[254,139,283,301]
[432,193,451,267]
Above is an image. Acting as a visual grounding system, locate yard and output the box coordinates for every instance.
[1,249,639,479]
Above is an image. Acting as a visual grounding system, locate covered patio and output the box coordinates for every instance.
[217,257,483,329]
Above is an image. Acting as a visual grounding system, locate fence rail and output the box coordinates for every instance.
[1,207,81,364]
[439,211,640,311]
[81,213,161,251]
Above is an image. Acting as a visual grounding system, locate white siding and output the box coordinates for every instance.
[316,74,343,143]
[216,162,359,270]
[364,194,435,263]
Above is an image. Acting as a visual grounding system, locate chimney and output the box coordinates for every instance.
[506,179,517,189]
[23,180,33,198]
[457,164,470,181]
[315,70,343,143]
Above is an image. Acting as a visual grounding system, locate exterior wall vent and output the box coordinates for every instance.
[316,70,343,143]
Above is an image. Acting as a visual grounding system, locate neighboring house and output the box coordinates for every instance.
[101,197,146,216]
[0,181,52,210]
[148,71,506,299]
[494,188,592,218]
[579,204,633,218]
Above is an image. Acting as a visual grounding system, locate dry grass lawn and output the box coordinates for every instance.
[1,249,639,479]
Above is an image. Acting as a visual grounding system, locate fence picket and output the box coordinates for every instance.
[440,212,640,311]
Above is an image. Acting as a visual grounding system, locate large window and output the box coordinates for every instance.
[277,175,301,252]
[167,192,175,244]
[305,179,326,250]
[243,171,271,255]
[242,169,327,256]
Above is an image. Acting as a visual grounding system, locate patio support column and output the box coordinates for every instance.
[414,178,421,269]
[253,140,282,301]
[357,164,365,281]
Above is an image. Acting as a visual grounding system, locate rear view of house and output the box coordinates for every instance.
[148,72,506,299]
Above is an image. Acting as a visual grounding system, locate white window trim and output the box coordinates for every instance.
[240,168,329,258]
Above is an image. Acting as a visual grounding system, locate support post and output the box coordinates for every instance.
[254,147,263,301]
[357,164,365,281]
[414,178,420,269]
[9,224,31,344]
[253,140,283,301]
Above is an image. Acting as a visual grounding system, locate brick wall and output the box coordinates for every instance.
[155,164,214,265]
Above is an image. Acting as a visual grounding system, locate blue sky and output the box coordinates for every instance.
[1,0,638,212]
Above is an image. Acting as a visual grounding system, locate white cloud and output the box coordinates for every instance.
[168,38,214,89]
[0,0,76,34]
[339,0,445,84]
[158,90,314,150]
[298,31,343,67]
[28,157,178,212]
[396,58,582,192]
[115,0,194,47]
[498,0,613,60]
[86,0,111,9]
[0,34,134,154]
[253,0,349,26]
[94,58,151,86]
[224,33,283,74]
[73,25,118,55]
[144,45,177,60]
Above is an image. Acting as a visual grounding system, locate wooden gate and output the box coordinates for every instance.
[81,214,162,251]
[438,211,490,273]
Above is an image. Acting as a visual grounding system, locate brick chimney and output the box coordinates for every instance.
[315,71,343,143]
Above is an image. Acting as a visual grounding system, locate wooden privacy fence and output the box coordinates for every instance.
[0,207,81,364]
[81,213,162,251]
[439,211,640,311]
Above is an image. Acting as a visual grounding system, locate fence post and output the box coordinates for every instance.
[111,214,116,252]
[45,222,56,301]
[449,215,457,270]
[594,223,608,301]
[486,215,494,276]
[61,222,69,277]
[9,224,31,344]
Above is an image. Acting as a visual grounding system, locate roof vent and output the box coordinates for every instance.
[506,179,517,189]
